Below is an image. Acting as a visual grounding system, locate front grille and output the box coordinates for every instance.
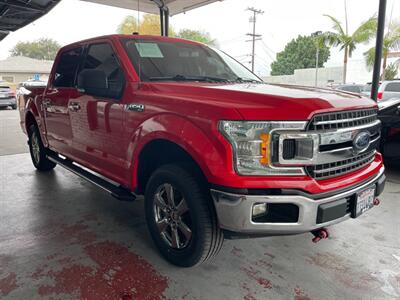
[306,151,376,180]
[282,139,296,159]
[308,109,378,131]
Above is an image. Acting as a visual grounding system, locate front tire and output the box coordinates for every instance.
[28,124,56,171]
[145,164,224,267]
[12,105,17,110]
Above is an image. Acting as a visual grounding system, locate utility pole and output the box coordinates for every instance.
[246,7,264,72]
[312,31,322,87]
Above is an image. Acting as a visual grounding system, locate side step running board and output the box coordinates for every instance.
[47,154,136,202]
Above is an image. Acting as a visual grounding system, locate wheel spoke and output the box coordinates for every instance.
[176,198,189,216]
[156,218,169,233]
[164,184,175,207]
[154,193,168,212]
[178,221,192,241]
[171,226,180,249]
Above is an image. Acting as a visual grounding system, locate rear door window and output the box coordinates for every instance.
[79,43,125,99]
[53,47,83,88]
[385,82,400,92]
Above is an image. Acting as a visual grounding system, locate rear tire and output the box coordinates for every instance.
[12,105,17,110]
[145,164,224,267]
[28,124,56,172]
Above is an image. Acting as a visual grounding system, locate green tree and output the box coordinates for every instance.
[384,63,399,80]
[322,15,377,83]
[364,21,400,80]
[176,29,217,46]
[10,38,61,60]
[270,35,330,76]
[117,14,175,36]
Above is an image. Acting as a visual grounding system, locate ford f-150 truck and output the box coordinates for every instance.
[19,35,386,267]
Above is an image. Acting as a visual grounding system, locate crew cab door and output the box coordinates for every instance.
[68,42,126,183]
[44,46,83,154]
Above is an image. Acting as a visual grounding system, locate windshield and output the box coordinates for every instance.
[122,39,262,83]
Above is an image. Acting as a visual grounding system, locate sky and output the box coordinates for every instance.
[0,0,399,77]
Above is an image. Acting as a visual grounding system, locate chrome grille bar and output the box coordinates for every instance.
[308,108,378,131]
[306,151,376,180]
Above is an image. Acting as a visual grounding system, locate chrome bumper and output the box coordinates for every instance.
[211,166,385,235]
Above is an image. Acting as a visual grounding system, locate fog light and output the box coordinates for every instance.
[252,203,268,217]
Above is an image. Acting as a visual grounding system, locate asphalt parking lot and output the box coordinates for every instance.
[1,109,399,300]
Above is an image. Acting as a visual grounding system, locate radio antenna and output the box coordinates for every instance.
[137,0,142,81]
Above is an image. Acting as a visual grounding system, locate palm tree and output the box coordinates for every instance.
[364,21,400,80]
[322,15,377,83]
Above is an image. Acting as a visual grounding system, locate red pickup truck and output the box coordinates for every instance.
[19,34,385,267]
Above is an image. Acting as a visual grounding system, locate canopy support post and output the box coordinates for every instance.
[371,0,387,101]
[159,7,165,36]
[154,0,169,36]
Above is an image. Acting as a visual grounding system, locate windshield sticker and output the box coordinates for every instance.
[135,43,164,58]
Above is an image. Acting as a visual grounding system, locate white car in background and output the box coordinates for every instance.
[363,80,400,101]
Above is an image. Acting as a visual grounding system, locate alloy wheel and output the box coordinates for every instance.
[31,131,40,164]
[153,183,192,249]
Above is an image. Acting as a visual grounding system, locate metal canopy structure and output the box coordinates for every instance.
[82,0,223,36]
[0,0,61,41]
[82,0,221,16]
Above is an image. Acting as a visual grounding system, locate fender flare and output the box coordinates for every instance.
[25,96,49,146]
[127,114,232,189]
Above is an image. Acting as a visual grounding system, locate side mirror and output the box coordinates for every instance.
[77,69,108,98]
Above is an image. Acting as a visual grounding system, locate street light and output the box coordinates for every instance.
[312,31,323,87]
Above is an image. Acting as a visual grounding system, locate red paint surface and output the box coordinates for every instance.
[231,246,244,258]
[242,283,257,300]
[0,273,18,297]
[241,266,272,289]
[35,241,168,299]
[294,286,310,300]
[21,34,383,197]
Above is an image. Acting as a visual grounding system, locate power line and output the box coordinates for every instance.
[246,7,264,72]
[259,41,276,62]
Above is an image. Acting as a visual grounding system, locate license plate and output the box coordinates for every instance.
[353,187,375,218]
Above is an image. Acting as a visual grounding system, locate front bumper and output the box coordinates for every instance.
[211,166,386,236]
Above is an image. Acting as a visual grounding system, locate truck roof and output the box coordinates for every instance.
[59,34,203,52]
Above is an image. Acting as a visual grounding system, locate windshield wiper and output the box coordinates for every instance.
[235,77,263,84]
[149,75,230,83]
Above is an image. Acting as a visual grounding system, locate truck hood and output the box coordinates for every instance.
[145,82,377,120]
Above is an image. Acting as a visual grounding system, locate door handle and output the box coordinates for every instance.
[68,102,81,112]
[43,99,51,106]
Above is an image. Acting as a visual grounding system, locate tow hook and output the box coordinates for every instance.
[373,198,381,206]
[311,227,329,243]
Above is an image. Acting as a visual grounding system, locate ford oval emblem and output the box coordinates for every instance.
[353,132,370,152]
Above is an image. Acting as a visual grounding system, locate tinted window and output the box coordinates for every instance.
[53,47,82,87]
[79,43,125,99]
[385,82,400,92]
[339,85,362,93]
[363,84,372,92]
[122,39,261,83]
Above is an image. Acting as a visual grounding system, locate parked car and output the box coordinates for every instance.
[378,98,400,158]
[336,84,365,94]
[0,81,17,109]
[19,35,386,267]
[364,80,400,101]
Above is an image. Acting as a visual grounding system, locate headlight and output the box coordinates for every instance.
[219,121,308,176]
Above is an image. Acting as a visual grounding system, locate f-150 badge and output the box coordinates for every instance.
[124,103,145,112]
